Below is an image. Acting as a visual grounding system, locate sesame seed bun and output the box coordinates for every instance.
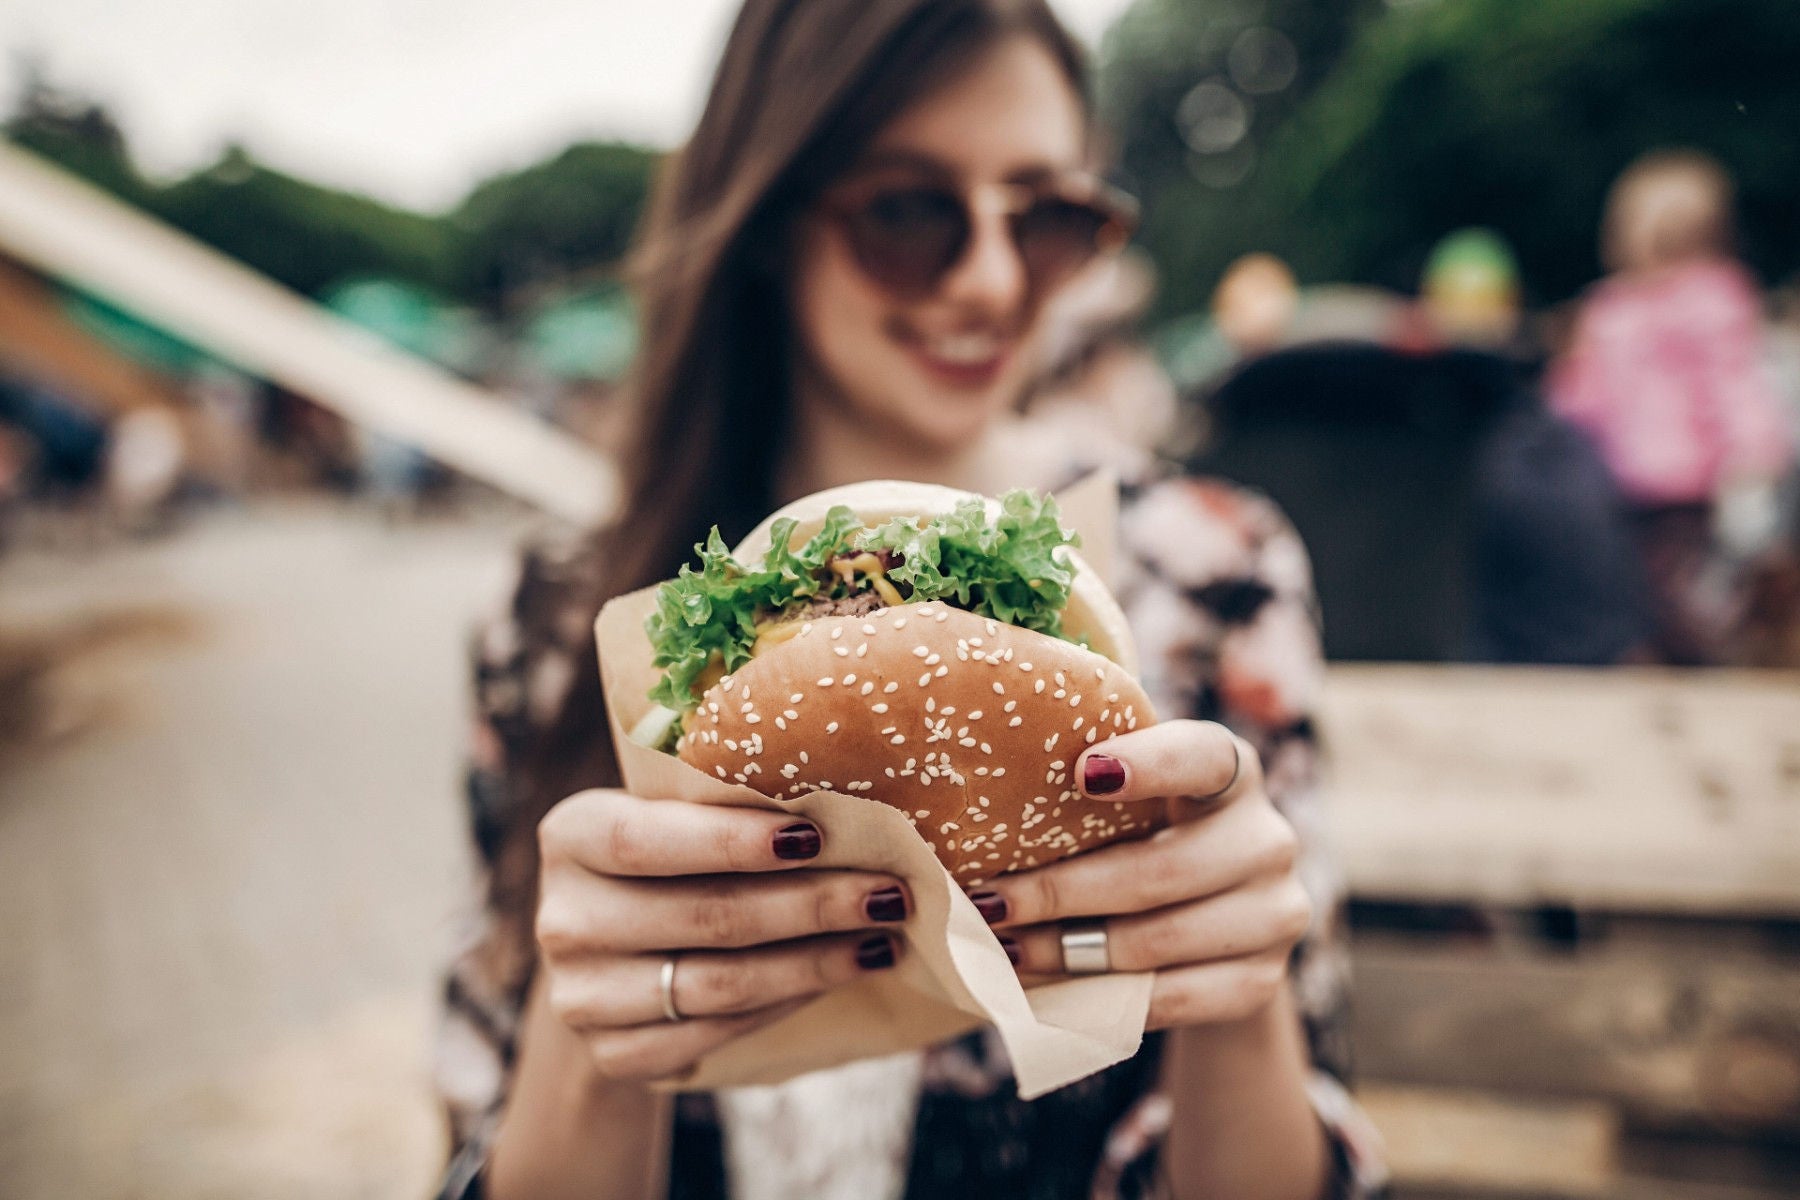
[676,602,1164,885]
[733,480,1139,677]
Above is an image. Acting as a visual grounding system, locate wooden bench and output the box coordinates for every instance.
[1321,665,1800,1199]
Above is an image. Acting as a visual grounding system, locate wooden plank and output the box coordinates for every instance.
[1321,665,1800,916]
[1358,1082,1618,1196]
[0,143,616,524]
[1349,922,1800,1136]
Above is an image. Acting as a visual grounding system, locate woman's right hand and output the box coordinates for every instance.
[534,789,910,1083]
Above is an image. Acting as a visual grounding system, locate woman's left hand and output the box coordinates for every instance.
[967,720,1312,1031]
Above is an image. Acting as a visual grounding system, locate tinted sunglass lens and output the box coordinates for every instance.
[845,188,966,295]
[1014,198,1113,288]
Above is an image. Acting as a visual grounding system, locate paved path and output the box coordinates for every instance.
[0,503,528,1199]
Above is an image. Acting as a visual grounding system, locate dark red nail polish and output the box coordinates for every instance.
[1083,753,1126,796]
[865,886,908,923]
[970,891,1008,924]
[773,823,821,860]
[998,936,1022,967]
[856,934,897,970]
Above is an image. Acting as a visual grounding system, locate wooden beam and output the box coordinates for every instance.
[1321,665,1800,917]
[0,143,616,524]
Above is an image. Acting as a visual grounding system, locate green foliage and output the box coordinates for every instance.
[1104,0,1800,316]
[451,142,658,303]
[644,492,1081,711]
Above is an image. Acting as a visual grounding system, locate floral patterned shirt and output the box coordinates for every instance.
[434,469,1389,1200]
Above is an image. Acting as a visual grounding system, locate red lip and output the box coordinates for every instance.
[898,336,1014,390]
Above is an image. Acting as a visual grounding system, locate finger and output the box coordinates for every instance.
[996,877,1312,975]
[580,999,810,1083]
[1073,720,1259,807]
[970,797,1298,928]
[541,788,827,877]
[550,932,902,1027]
[1145,952,1290,1031]
[541,869,911,954]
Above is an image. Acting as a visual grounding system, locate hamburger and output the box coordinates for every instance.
[639,481,1163,885]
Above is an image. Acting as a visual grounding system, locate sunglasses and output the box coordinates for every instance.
[821,174,1138,300]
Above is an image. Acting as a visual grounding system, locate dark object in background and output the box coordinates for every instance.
[0,375,108,489]
[1192,343,1649,663]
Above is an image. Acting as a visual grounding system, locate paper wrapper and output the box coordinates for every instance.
[592,472,1151,1101]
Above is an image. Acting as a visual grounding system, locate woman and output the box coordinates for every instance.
[437,2,1385,1197]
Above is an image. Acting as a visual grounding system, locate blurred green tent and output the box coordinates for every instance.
[60,288,217,375]
[320,277,486,374]
[517,285,637,383]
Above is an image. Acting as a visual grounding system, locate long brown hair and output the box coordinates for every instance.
[489,0,1091,958]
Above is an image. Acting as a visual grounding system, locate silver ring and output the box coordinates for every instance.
[1060,919,1111,975]
[1203,735,1243,801]
[659,955,684,1023]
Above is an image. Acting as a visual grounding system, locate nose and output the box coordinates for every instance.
[935,206,1027,318]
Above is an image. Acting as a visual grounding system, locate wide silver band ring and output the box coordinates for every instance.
[1060,919,1112,975]
[659,955,685,1023]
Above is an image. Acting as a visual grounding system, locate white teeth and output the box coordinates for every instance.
[925,333,1002,364]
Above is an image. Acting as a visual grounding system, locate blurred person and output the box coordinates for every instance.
[1405,228,1524,354]
[1547,150,1794,663]
[436,4,1384,1200]
[1214,251,1299,359]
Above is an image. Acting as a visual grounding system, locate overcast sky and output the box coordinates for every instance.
[1,0,1136,211]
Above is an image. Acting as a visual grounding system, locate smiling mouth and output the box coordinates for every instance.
[895,327,1018,384]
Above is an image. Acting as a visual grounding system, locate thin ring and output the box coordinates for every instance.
[659,955,684,1023]
[1060,919,1112,975]
[1201,735,1243,801]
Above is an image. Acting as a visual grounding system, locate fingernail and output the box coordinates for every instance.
[773,823,821,860]
[997,935,1022,967]
[856,934,897,970]
[1082,753,1126,796]
[865,886,908,923]
[970,891,1008,924]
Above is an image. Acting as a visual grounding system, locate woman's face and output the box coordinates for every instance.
[790,35,1089,453]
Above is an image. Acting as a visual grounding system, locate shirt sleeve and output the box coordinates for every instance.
[432,534,599,1199]
[1103,474,1390,1199]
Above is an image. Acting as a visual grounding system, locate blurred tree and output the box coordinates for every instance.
[450,142,659,305]
[152,146,454,298]
[1106,0,1800,317]
[3,62,156,210]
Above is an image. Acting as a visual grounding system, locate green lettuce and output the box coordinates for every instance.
[645,489,1081,711]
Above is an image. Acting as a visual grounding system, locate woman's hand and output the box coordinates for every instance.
[965,720,1311,1031]
[534,790,910,1082]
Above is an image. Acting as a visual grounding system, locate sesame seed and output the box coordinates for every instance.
[891,734,906,744]
[1070,694,1082,707]
[975,766,989,776]
[863,623,878,636]
[1003,700,1017,713]
[784,709,798,720]
[935,665,948,677]
[1019,662,1033,672]
[913,808,929,818]
[1054,689,1067,700]
[817,677,834,687]
[831,627,843,640]
[967,710,982,720]
[884,681,899,694]
[912,646,930,659]
[918,673,932,687]
[969,637,984,648]
[935,610,949,622]
[800,624,813,636]
[739,701,753,714]
[1095,668,1106,681]
[925,697,936,712]
[992,767,1006,778]
[1045,734,1060,751]
[715,766,727,778]
[992,682,1005,694]
[856,644,868,658]
[893,618,907,629]
[745,713,762,724]
[799,751,809,764]
[881,726,897,735]
[1086,728,1099,743]
[843,673,856,684]
[1073,716,1085,730]
[872,702,889,713]
[1107,693,1119,704]
[924,653,941,666]
[980,742,992,754]
[826,721,839,734]
[722,676,736,692]
[1009,716,1023,727]
[833,646,849,657]
[959,737,977,747]
[860,681,874,695]
[789,693,803,704]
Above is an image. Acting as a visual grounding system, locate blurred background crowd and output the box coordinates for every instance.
[2,1,1798,1198]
